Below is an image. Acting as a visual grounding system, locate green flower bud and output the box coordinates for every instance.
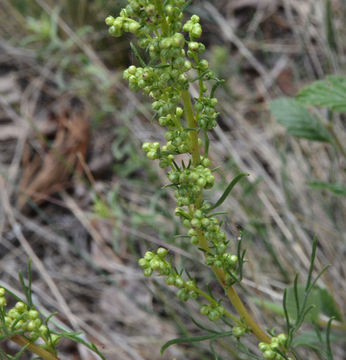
[176,107,184,117]
[0,288,5,297]
[0,297,6,307]
[39,325,49,336]
[144,251,155,260]
[190,218,201,228]
[165,275,176,285]
[175,277,184,287]
[26,320,37,332]
[177,289,189,301]
[109,25,121,37]
[138,258,148,268]
[150,258,161,270]
[277,333,287,345]
[105,16,115,26]
[188,42,199,51]
[200,305,209,315]
[191,24,202,38]
[199,59,209,70]
[157,247,168,258]
[263,350,276,359]
[183,22,192,32]
[208,310,220,321]
[144,268,153,277]
[15,302,27,313]
[172,33,185,48]
[232,326,245,338]
[28,310,39,320]
[185,280,195,290]
[128,21,140,33]
[258,342,269,352]
[190,236,199,245]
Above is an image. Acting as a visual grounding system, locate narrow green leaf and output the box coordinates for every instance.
[160,331,233,354]
[270,98,332,142]
[207,173,249,212]
[296,76,346,112]
[130,42,146,67]
[307,181,346,196]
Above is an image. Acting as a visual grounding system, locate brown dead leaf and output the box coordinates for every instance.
[17,96,90,210]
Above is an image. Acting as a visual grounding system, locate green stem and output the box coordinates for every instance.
[181,89,200,166]
[197,230,271,343]
[155,0,169,35]
[10,335,58,360]
[181,85,270,343]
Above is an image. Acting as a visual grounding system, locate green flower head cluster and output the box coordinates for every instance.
[0,287,59,347]
[107,0,238,321]
[200,302,225,322]
[138,248,199,302]
[258,334,291,360]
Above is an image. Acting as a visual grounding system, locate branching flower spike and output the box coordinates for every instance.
[106,0,280,354]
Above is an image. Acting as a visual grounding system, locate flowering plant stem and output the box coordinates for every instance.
[182,87,270,343]
[10,335,58,360]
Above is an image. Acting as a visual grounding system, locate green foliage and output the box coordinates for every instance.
[307,181,346,196]
[270,98,332,142]
[0,262,105,360]
[296,76,346,112]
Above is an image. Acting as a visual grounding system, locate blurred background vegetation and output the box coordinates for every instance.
[0,0,345,359]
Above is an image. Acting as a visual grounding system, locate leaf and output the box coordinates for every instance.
[296,76,346,112]
[270,98,332,142]
[161,331,232,354]
[307,181,346,196]
[285,284,321,322]
[207,173,249,212]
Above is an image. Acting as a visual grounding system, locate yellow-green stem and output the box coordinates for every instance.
[181,88,271,344]
[181,89,201,166]
[10,335,58,360]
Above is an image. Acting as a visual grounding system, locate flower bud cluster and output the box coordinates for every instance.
[108,0,242,326]
[138,247,171,277]
[258,334,291,360]
[232,325,247,338]
[200,303,225,321]
[195,96,219,130]
[169,164,215,204]
[1,297,48,342]
[106,15,140,37]
[183,15,202,39]
[138,248,200,302]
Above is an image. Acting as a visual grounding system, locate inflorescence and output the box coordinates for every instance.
[105,0,290,356]
[105,0,239,323]
[0,287,59,350]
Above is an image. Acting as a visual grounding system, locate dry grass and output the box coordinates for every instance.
[0,0,345,359]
